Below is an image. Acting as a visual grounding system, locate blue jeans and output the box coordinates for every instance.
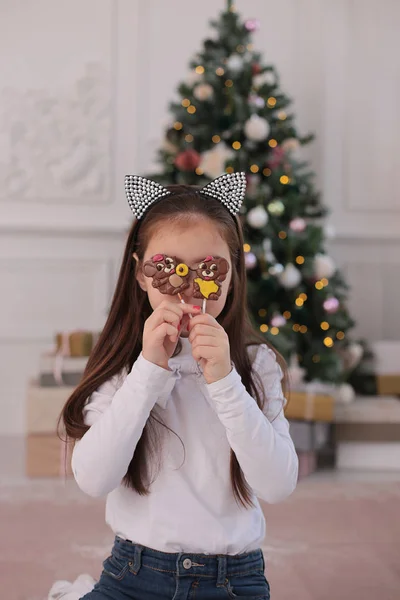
[81,536,270,599]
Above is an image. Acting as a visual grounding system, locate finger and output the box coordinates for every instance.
[154,322,179,344]
[158,301,202,317]
[150,308,182,330]
[192,344,217,362]
[188,313,220,330]
[191,335,220,349]
[188,324,220,343]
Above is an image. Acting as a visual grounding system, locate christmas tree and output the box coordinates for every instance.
[149,0,374,394]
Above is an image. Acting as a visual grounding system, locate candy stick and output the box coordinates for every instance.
[178,293,193,319]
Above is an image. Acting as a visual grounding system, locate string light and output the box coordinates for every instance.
[225,79,233,87]
[315,281,324,290]
[212,135,221,143]
[312,354,320,363]
[296,256,305,265]
[225,166,234,173]
[195,65,205,74]
[216,67,225,76]
[260,324,268,333]
[268,139,278,148]
[321,278,329,287]
[196,168,204,176]
[182,99,191,107]
[283,311,291,319]
[232,141,241,150]
[267,97,277,107]
[236,44,245,53]
[299,325,308,333]
[324,337,334,348]
[229,3,236,11]
[278,111,287,120]
[243,243,251,252]
[263,168,272,176]
[185,134,194,142]
[250,164,259,173]
[247,43,254,51]
[173,121,183,130]
[299,293,308,301]
[187,106,196,114]
[295,298,304,307]
[320,321,329,330]
[270,327,279,335]
[280,175,290,184]
[293,324,300,332]
[258,308,267,317]
[278,231,287,239]
[336,331,345,340]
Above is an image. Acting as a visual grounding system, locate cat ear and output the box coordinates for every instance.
[125,175,170,219]
[200,172,246,215]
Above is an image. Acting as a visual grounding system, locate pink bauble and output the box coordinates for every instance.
[289,217,307,233]
[323,297,340,314]
[245,19,261,32]
[270,314,287,328]
[245,252,257,269]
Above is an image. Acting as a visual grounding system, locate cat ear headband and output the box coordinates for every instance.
[124,171,246,220]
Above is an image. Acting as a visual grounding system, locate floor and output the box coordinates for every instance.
[1,438,400,600]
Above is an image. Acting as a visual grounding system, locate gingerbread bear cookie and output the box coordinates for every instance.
[143,254,190,296]
[193,256,230,301]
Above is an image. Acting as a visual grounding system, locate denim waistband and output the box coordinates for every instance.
[113,536,264,586]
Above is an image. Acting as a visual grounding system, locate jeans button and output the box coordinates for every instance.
[183,558,192,570]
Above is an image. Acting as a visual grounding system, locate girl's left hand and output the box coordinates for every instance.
[188,314,232,384]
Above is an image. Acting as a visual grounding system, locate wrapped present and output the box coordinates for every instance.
[289,420,330,452]
[372,341,400,395]
[26,381,75,434]
[25,434,73,478]
[297,451,317,480]
[39,355,88,387]
[285,390,334,422]
[55,330,99,357]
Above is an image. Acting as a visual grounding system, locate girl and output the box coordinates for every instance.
[53,173,298,600]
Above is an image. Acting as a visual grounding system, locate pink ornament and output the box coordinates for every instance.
[245,19,260,32]
[289,218,307,233]
[323,297,340,314]
[267,146,285,169]
[248,94,265,108]
[245,252,257,270]
[270,314,287,328]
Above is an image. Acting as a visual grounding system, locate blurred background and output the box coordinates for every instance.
[1,1,400,599]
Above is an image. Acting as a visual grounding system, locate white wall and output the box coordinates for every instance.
[0,0,399,434]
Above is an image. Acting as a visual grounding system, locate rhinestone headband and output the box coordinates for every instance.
[124,172,246,219]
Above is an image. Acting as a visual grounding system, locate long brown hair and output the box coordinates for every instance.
[60,185,286,507]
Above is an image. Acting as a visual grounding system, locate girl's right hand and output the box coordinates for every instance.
[142,300,201,370]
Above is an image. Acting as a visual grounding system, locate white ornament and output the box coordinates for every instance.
[253,71,275,88]
[344,343,364,371]
[247,205,269,229]
[226,54,244,72]
[282,138,300,152]
[335,383,355,404]
[193,83,214,101]
[186,70,203,86]
[279,264,302,289]
[314,253,336,279]
[198,143,234,179]
[244,115,270,142]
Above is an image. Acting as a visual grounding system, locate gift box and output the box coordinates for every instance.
[335,395,400,470]
[39,355,88,387]
[26,381,75,434]
[297,451,317,480]
[26,434,73,478]
[284,391,334,422]
[289,420,330,453]
[55,331,99,357]
[372,341,400,395]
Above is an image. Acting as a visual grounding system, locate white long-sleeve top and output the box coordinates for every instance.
[71,338,298,555]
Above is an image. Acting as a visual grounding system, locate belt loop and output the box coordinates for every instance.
[216,555,227,587]
[132,544,143,574]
